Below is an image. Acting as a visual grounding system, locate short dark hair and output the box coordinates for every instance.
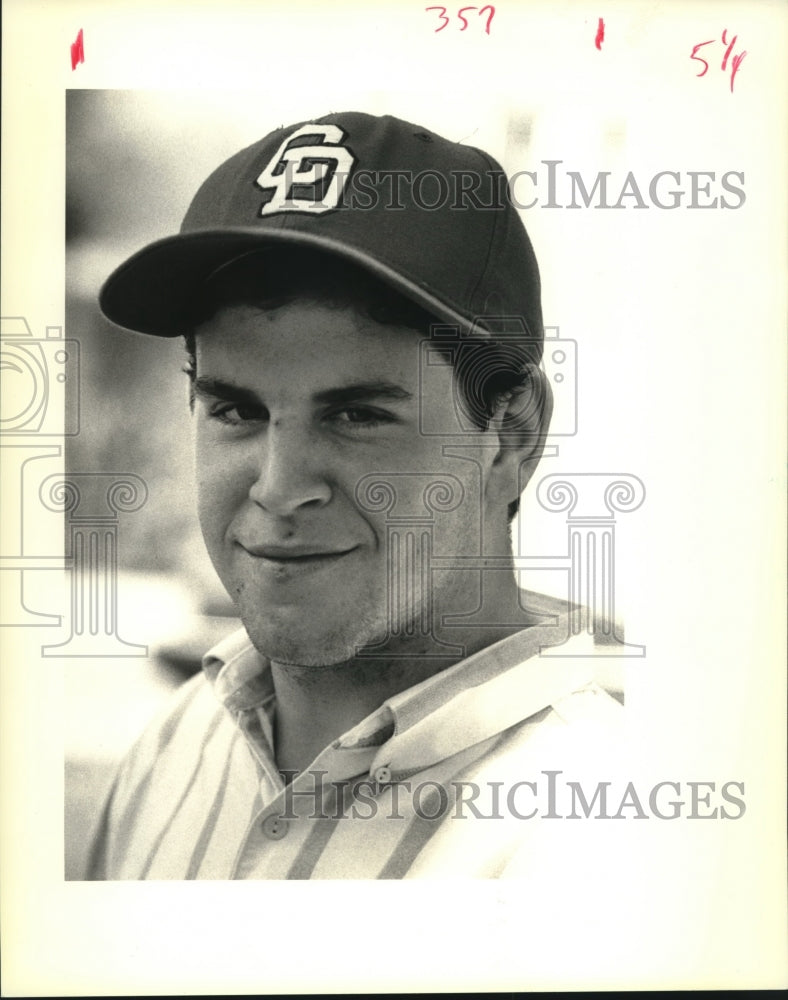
[183,246,541,519]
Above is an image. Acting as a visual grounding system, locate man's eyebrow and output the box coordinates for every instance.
[192,377,261,405]
[313,381,413,406]
[191,377,413,407]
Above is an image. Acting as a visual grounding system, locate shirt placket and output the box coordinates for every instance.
[230,742,379,879]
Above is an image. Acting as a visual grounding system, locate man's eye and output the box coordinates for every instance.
[209,403,266,425]
[330,407,392,428]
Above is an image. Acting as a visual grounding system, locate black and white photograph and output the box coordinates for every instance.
[2,0,786,993]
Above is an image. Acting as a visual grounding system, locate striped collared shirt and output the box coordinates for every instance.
[87,594,623,880]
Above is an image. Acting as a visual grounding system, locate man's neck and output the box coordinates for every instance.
[270,646,450,779]
[270,574,539,779]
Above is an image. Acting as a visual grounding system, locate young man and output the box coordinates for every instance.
[89,111,621,879]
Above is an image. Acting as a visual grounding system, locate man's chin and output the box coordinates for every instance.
[241,617,388,668]
[267,647,354,668]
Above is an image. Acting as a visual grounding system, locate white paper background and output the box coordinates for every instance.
[2,0,786,993]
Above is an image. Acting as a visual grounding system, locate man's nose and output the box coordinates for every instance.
[247,425,332,515]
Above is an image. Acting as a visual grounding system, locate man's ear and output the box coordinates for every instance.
[486,366,554,502]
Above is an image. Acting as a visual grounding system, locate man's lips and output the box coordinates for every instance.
[238,543,358,562]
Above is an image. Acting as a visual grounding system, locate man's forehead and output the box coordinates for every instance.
[190,299,445,390]
[193,299,432,353]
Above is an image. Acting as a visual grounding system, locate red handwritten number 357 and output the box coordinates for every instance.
[426,6,496,34]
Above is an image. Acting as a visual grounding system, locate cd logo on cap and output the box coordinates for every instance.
[255,124,356,216]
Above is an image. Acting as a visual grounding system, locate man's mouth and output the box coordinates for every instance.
[239,543,358,566]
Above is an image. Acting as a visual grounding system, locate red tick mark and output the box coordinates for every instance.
[71,29,84,71]
[595,17,605,50]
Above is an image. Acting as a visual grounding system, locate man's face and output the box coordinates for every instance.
[193,299,503,666]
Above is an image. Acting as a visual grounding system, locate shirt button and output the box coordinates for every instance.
[261,814,289,840]
[374,766,392,784]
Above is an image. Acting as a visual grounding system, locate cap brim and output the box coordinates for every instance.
[99,228,481,338]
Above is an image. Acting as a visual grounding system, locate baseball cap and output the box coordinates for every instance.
[99,111,544,361]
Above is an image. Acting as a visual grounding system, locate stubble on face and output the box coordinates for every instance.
[233,573,394,668]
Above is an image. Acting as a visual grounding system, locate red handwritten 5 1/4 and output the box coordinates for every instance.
[426,6,496,34]
[691,29,747,93]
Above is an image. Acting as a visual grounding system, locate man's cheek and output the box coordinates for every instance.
[196,474,234,547]
[432,492,482,557]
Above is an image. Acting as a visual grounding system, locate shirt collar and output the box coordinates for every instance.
[202,628,274,713]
